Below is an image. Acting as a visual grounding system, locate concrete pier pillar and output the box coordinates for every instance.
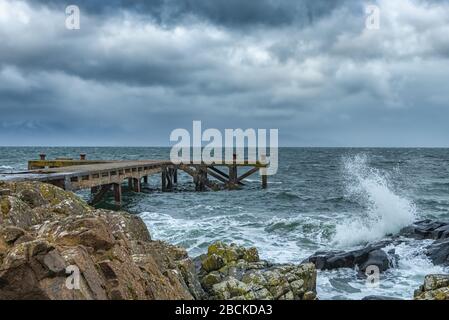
[113,183,122,206]
[132,178,141,192]
[173,169,178,185]
[161,166,167,192]
[91,186,99,194]
[261,174,267,189]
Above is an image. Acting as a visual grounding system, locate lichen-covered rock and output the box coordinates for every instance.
[198,242,317,300]
[0,181,318,301]
[202,254,225,273]
[0,195,39,228]
[0,181,201,300]
[414,274,449,300]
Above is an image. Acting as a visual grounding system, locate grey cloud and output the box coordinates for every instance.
[1,0,449,146]
[34,0,360,27]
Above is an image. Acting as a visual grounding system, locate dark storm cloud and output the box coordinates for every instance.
[34,0,359,27]
[1,0,449,146]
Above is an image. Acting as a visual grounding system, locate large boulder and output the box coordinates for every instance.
[0,195,39,228]
[0,181,201,300]
[304,241,395,274]
[399,219,449,267]
[399,220,449,240]
[198,242,317,300]
[414,274,449,300]
[426,239,449,266]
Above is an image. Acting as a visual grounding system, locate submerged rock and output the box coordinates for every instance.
[414,274,449,300]
[304,241,394,274]
[0,181,203,300]
[362,295,402,300]
[197,241,317,300]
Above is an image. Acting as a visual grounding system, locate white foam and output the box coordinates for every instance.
[0,165,13,172]
[317,240,448,300]
[333,155,416,247]
[140,211,308,263]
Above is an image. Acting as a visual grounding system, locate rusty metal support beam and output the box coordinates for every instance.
[237,167,259,183]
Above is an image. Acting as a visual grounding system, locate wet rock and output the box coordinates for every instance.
[358,249,390,273]
[414,274,449,300]
[400,219,449,267]
[305,241,393,273]
[400,219,449,240]
[198,242,317,300]
[426,239,449,266]
[362,295,402,300]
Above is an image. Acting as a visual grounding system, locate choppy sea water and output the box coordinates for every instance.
[1,147,449,300]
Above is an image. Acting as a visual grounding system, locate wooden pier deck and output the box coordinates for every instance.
[3,154,268,205]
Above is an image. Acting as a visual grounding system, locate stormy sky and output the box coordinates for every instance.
[1,0,449,146]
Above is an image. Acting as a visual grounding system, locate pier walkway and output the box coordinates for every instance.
[2,154,268,205]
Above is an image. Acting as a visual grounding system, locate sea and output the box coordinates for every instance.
[1,147,449,300]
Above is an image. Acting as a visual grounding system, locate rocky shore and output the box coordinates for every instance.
[0,181,316,300]
[414,274,449,300]
[302,219,449,300]
[1,181,448,300]
[196,241,317,300]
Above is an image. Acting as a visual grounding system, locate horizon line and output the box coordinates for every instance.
[1,145,449,149]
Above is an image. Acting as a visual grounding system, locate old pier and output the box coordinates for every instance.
[4,154,268,205]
